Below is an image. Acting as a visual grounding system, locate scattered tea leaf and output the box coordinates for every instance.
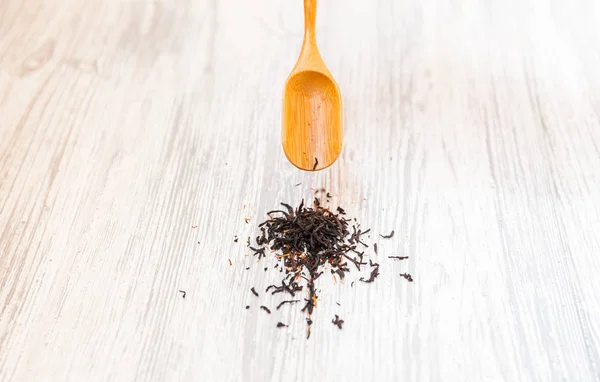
[380,230,395,239]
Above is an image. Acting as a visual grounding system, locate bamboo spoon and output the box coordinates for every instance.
[282,0,343,171]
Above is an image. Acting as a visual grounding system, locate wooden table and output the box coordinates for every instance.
[2,0,600,381]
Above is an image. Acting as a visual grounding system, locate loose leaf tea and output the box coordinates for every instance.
[400,273,414,282]
[332,315,344,329]
[359,261,380,283]
[245,193,408,338]
[250,287,259,297]
[260,306,272,314]
[380,230,395,239]
[276,300,300,310]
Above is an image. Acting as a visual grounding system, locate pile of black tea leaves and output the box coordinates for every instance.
[245,192,409,338]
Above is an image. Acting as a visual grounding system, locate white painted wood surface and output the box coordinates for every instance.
[1,0,600,380]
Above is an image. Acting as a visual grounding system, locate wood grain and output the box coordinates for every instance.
[1,0,600,381]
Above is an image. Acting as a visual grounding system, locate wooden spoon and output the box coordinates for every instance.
[282,0,343,171]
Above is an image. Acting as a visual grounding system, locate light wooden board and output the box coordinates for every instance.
[2,0,600,381]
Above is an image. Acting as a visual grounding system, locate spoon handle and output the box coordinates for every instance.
[292,0,330,77]
[303,0,317,46]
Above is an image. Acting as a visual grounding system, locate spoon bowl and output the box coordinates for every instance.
[283,71,342,171]
[282,0,343,171]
